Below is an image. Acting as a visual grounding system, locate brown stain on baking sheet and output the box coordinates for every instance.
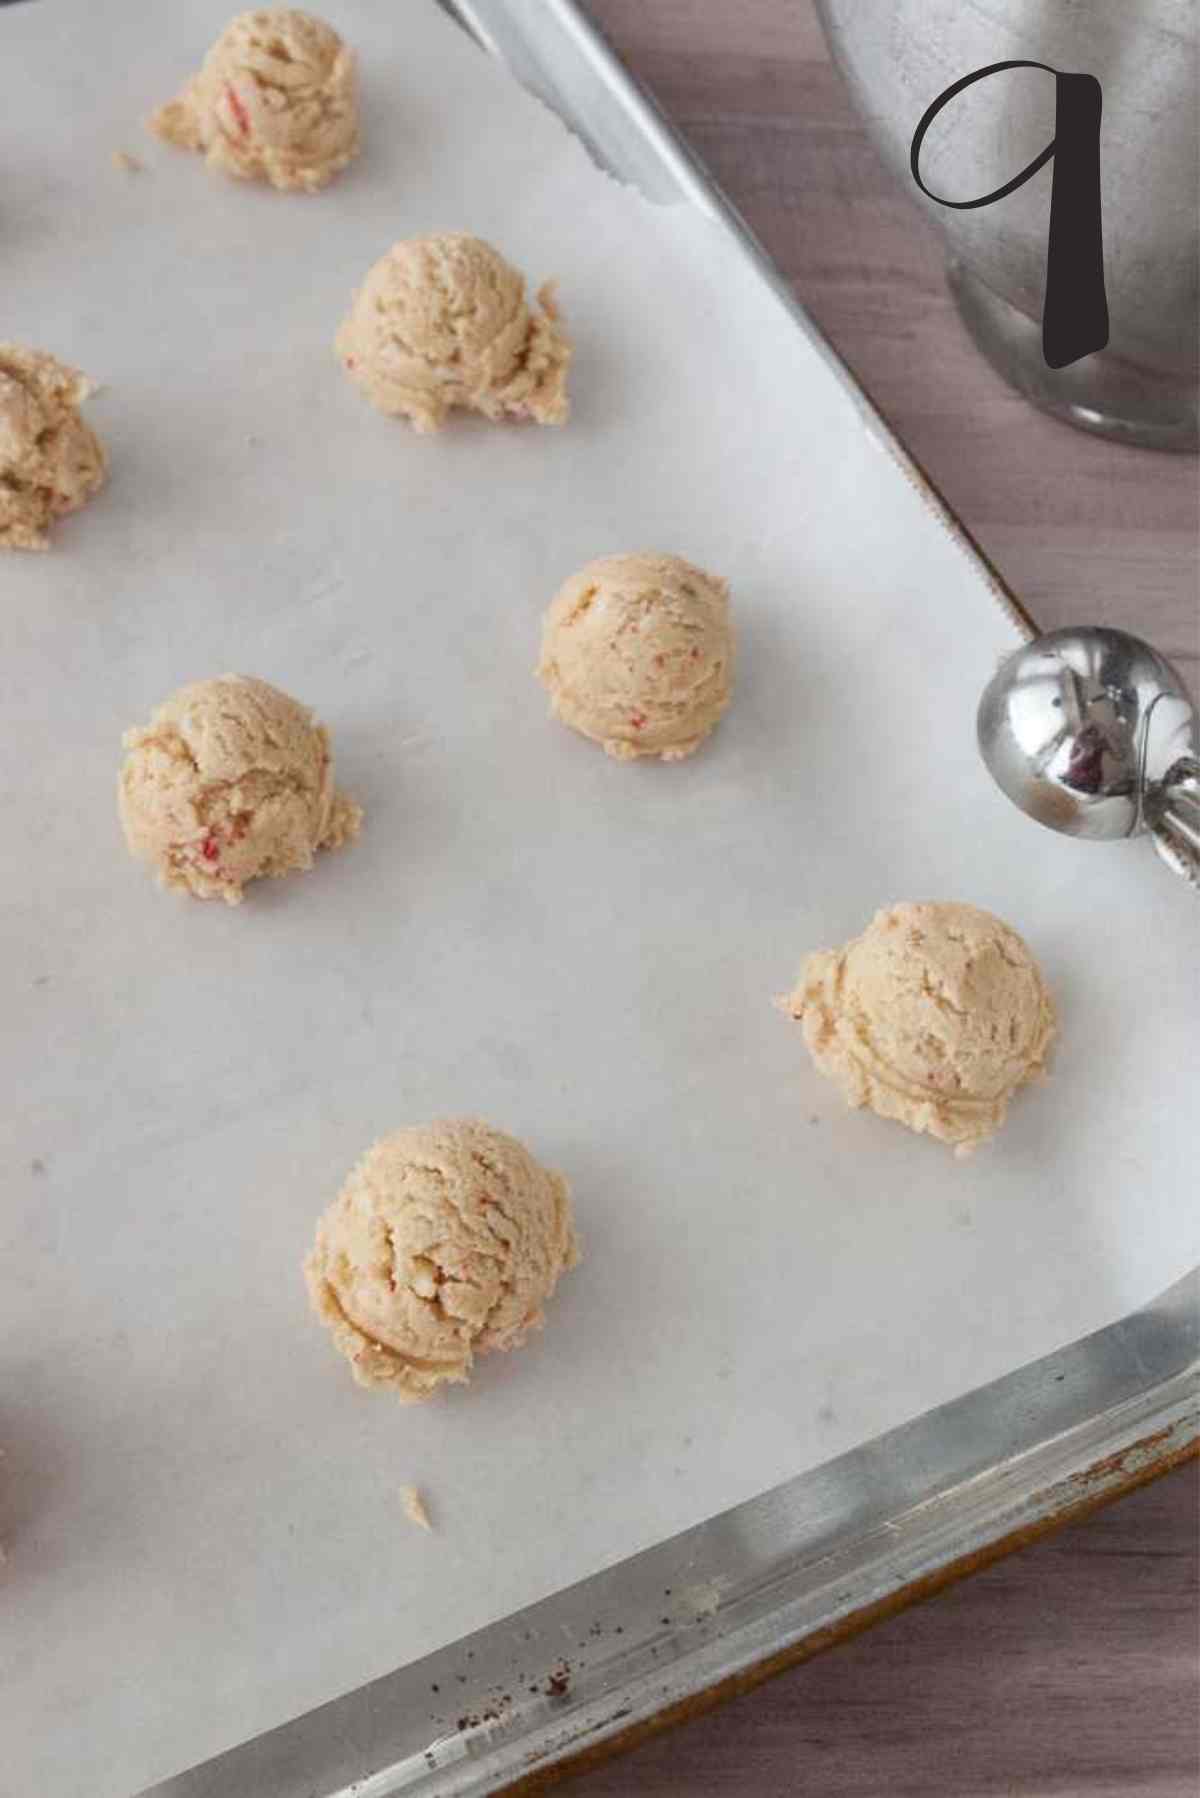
[1066,1427,1173,1488]
[495,1430,1197,1795]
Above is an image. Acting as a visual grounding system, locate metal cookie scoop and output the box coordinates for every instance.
[978,626,1200,891]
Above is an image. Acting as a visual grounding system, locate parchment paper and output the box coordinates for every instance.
[1,4,1195,1794]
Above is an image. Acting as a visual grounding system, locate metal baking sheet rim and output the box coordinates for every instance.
[57,0,1181,1789]
[498,1427,1199,1798]
[145,1272,1197,1798]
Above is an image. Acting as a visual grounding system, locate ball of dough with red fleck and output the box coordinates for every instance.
[537,553,734,761]
[782,901,1056,1155]
[149,8,359,193]
[118,675,361,904]
[336,234,571,432]
[305,1120,580,1400]
[0,343,107,551]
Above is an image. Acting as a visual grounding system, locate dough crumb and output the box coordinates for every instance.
[336,234,570,433]
[781,901,1055,1154]
[537,553,733,761]
[112,149,143,173]
[305,1120,580,1400]
[0,343,107,552]
[149,8,359,193]
[401,1485,433,1532]
[679,1578,727,1619]
[118,674,362,904]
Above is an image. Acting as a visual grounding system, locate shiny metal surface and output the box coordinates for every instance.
[978,626,1200,889]
[1148,760,1200,889]
[816,0,1200,448]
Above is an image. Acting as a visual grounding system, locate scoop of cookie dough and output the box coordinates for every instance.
[149,8,359,193]
[783,901,1055,1155]
[118,674,361,904]
[537,552,733,762]
[336,234,571,433]
[305,1119,580,1400]
[0,344,107,551]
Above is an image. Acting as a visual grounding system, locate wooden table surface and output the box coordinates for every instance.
[569,3,1200,1794]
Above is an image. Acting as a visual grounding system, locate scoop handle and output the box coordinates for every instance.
[1146,757,1200,891]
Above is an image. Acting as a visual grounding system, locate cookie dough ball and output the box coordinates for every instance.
[783,901,1055,1155]
[0,344,107,551]
[118,674,361,904]
[336,234,571,433]
[305,1120,580,1400]
[537,553,733,762]
[149,8,359,193]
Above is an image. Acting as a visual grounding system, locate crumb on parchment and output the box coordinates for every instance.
[401,1485,433,1532]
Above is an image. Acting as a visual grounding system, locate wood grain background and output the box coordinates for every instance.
[570,3,1199,1793]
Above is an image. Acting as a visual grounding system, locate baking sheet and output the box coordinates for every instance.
[1,3,1196,1795]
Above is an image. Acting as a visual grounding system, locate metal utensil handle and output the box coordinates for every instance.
[1146,757,1200,891]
